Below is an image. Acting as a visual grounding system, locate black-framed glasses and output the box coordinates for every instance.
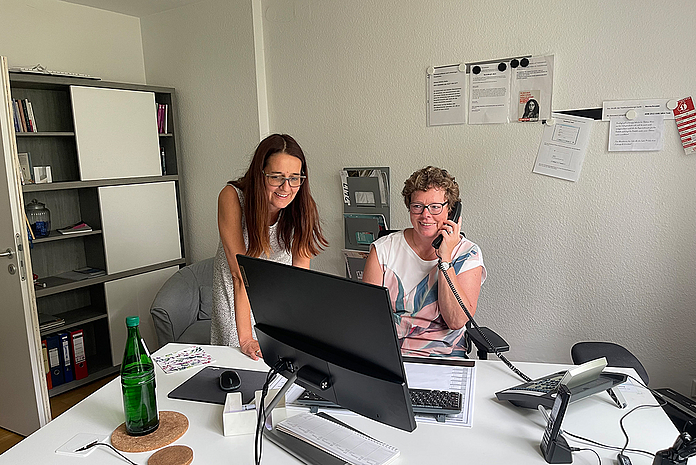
[409,201,448,215]
[263,172,306,187]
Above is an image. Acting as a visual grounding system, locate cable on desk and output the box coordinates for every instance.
[74,441,137,465]
[437,258,532,382]
[562,430,655,457]
[570,447,601,465]
[538,372,668,459]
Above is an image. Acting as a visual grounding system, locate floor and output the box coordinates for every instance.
[0,374,118,455]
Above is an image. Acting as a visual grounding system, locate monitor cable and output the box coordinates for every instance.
[255,359,292,465]
[437,258,532,382]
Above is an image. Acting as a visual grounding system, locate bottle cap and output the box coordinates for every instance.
[126,316,140,327]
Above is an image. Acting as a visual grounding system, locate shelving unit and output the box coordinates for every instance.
[9,72,188,397]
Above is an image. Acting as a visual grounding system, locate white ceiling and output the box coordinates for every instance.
[60,0,202,18]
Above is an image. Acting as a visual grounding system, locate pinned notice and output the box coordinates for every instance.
[673,96,696,155]
[427,64,465,126]
[533,113,593,182]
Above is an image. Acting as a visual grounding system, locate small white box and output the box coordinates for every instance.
[223,392,257,436]
[222,389,286,436]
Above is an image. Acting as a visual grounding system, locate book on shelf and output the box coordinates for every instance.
[70,329,88,380]
[59,332,74,383]
[157,103,169,133]
[38,312,66,332]
[54,266,106,282]
[11,98,37,132]
[57,221,92,234]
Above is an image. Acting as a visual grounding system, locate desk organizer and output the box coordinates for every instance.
[223,388,286,436]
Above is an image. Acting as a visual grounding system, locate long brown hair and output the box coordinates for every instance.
[231,134,328,259]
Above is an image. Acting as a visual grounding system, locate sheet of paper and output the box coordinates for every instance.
[602,99,676,121]
[533,113,593,182]
[608,115,664,152]
[427,64,465,126]
[673,96,696,155]
[152,346,214,374]
[511,55,554,122]
[403,361,476,428]
[468,62,510,124]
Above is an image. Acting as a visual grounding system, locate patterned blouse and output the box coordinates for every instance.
[371,230,486,357]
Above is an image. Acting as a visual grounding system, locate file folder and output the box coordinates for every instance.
[41,339,52,390]
[46,335,64,387]
[70,329,88,380]
[59,332,74,383]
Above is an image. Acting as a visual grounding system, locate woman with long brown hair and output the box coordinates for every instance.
[211,134,328,359]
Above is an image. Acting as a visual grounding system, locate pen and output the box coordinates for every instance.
[242,403,256,411]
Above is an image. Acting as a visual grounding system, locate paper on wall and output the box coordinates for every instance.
[673,96,696,155]
[511,55,554,122]
[533,113,593,182]
[468,62,510,124]
[427,64,466,126]
[608,115,664,152]
[602,99,676,121]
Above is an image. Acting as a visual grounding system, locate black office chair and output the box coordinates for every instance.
[375,228,508,360]
[570,341,649,385]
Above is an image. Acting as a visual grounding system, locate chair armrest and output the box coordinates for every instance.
[150,267,200,347]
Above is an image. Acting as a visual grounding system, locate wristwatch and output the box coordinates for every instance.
[439,260,452,271]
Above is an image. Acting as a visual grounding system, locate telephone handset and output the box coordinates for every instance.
[432,201,462,249]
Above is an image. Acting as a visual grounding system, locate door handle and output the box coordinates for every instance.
[0,248,14,259]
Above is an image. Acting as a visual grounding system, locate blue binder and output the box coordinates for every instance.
[58,332,74,383]
[46,335,64,387]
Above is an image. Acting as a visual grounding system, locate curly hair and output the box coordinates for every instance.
[402,166,460,209]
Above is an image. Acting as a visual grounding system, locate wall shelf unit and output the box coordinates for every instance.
[8,71,188,402]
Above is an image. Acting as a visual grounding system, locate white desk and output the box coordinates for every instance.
[1,344,683,465]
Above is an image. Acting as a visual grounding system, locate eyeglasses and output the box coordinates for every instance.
[263,172,306,187]
[409,201,448,215]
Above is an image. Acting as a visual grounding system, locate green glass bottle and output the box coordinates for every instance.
[121,316,159,436]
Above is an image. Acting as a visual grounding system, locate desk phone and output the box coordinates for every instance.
[496,357,627,409]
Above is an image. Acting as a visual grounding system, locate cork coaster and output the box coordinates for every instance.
[148,445,194,465]
[111,411,189,453]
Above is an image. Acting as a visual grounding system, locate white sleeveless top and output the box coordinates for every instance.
[210,185,292,346]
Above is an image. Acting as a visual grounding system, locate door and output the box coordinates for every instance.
[0,56,51,435]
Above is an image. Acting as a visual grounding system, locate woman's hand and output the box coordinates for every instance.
[437,217,461,262]
[240,339,263,360]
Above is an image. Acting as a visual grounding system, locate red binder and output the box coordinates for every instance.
[69,329,88,380]
[41,339,52,390]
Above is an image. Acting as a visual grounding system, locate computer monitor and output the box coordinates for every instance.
[236,254,417,433]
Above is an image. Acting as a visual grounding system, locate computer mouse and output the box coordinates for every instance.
[219,369,242,391]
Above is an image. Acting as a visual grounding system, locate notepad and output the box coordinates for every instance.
[275,412,399,465]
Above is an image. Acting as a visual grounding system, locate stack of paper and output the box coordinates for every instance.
[57,222,92,235]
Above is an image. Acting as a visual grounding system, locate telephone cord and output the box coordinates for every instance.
[438,259,532,383]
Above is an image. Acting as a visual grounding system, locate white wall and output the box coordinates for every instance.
[140,0,261,263]
[260,0,696,394]
[7,0,693,395]
[0,0,145,83]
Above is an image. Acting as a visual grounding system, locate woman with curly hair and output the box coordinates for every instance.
[363,166,486,357]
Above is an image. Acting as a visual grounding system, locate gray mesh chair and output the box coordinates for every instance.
[150,258,213,348]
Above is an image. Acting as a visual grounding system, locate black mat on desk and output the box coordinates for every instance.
[168,366,268,405]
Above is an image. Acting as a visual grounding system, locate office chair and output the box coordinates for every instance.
[571,341,649,385]
[375,229,509,360]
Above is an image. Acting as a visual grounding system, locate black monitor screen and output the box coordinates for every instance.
[237,254,416,432]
